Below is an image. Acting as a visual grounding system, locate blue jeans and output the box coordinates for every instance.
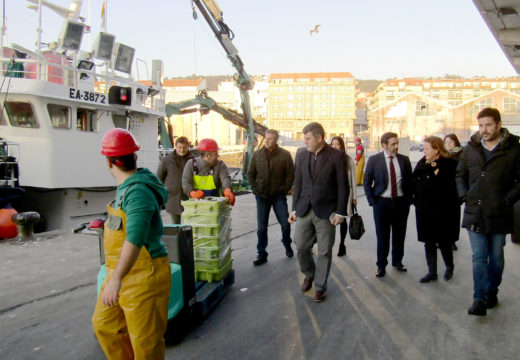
[255,194,292,258]
[467,230,506,301]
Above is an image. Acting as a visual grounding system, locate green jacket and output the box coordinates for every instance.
[248,146,294,197]
[114,168,169,258]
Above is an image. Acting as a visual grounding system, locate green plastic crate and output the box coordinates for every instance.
[195,249,232,270]
[195,257,233,283]
[193,227,232,247]
[191,219,231,238]
[182,197,231,214]
[194,240,232,260]
[183,212,231,227]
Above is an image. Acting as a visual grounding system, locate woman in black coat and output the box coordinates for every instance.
[444,133,463,250]
[413,136,459,283]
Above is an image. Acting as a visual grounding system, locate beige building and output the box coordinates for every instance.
[268,72,356,141]
[367,77,520,144]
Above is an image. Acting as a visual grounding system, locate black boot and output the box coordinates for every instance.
[468,299,487,316]
[419,273,438,283]
[485,291,498,309]
[337,243,346,257]
[444,268,453,281]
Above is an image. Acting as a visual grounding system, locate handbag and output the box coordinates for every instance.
[349,205,365,240]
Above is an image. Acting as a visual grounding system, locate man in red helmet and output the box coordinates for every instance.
[92,128,170,359]
[182,138,235,205]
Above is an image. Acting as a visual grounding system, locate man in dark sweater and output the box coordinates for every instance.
[157,136,194,224]
[248,129,295,266]
[456,107,520,316]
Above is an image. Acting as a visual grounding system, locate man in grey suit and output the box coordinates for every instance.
[289,122,348,302]
[364,132,413,278]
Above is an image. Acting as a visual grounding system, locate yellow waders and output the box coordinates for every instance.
[356,154,365,185]
[92,203,170,360]
[193,161,221,196]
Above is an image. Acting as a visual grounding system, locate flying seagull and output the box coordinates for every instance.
[310,24,321,36]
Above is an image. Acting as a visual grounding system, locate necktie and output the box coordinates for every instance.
[389,155,397,198]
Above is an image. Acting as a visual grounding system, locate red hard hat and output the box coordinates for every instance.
[355,137,362,142]
[101,128,140,156]
[198,138,219,152]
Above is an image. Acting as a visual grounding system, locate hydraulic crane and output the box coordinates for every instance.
[188,0,257,188]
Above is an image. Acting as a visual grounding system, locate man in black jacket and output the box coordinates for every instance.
[157,136,193,223]
[248,129,295,266]
[364,132,413,278]
[456,107,520,316]
[289,122,348,302]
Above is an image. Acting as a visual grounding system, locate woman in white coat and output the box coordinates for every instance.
[331,137,358,256]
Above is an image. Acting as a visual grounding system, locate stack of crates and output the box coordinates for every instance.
[182,197,232,282]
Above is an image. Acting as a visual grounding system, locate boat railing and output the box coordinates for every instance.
[0,54,165,113]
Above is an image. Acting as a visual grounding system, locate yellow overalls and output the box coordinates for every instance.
[92,202,170,360]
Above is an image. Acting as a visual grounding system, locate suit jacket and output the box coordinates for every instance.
[292,144,348,219]
[363,151,413,206]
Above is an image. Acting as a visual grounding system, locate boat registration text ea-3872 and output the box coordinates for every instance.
[69,88,106,104]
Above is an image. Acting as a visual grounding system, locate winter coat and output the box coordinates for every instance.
[450,148,463,164]
[345,153,358,217]
[157,151,194,215]
[248,145,294,197]
[456,128,520,234]
[413,156,460,244]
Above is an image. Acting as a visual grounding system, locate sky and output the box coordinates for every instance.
[3,0,518,80]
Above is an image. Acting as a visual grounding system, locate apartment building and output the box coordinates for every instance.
[268,72,356,141]
[367,77,520,144]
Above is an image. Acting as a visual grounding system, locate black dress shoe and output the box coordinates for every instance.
[253,256,267,266]
[393,263,408,272]
[375,268,386,278]
[301,278,313,292]
[468,299,487,316]
[285,246,294,258]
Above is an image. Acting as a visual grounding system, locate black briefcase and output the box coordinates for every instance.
[349,205,365,240]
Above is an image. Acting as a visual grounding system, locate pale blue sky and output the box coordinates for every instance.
[3,0,517,79]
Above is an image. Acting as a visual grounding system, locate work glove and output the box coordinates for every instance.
[190,190,205,199]
[223,188,235,206]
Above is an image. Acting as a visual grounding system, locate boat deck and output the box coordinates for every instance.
[1,190,520,360]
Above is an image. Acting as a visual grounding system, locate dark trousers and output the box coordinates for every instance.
[170,214,181,225]
[373,197,409,269]
[255,194,292,258]
[424,242,454,274]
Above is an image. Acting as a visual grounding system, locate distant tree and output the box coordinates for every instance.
[444,74,463,79]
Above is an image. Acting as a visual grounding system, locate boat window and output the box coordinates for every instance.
[48,104,71,129]
[77,108,99,132]
[4,101,39,128]
[112,114,127,129]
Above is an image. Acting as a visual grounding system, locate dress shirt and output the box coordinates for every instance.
[380,151,403,198]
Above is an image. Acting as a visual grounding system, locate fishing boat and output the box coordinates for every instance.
[0,0,166,231]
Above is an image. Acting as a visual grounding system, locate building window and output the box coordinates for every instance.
[415,101,434,116]
[77,108,99,132]
[339,121,345,127]
[287,111,294,118]
[473,90,480,97]
[504,97,520,114]
[4,101,39,128]
[471,98,492,114]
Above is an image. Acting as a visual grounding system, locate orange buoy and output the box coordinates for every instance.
[0,207,18,239]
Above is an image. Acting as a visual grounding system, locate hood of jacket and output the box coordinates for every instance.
[119,168,168,206]
[469,127,519,150]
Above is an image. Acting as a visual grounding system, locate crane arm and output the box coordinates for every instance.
[165,91,267,137]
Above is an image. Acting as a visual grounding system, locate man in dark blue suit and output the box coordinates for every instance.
[289,122,348,302]
[364,132,413,277]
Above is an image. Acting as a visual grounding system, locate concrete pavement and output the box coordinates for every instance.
[1,190,520,360]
